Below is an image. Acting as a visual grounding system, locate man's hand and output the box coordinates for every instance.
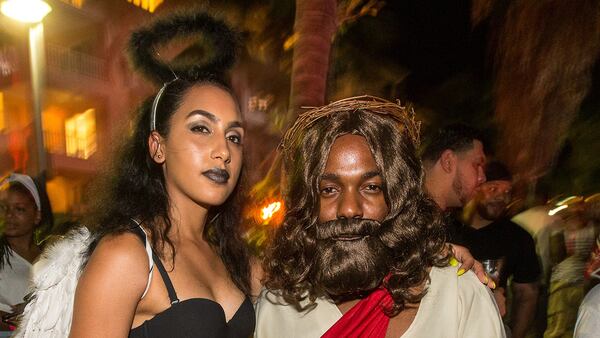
[449,243,496,289]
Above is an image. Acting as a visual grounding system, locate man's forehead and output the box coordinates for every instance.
[473,140,485,156]
[323,134,379,173]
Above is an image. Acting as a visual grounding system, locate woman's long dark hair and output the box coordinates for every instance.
[86,78,251,296]
[264,109,449,314]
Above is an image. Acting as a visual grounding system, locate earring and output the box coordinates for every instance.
[157,154,162,159]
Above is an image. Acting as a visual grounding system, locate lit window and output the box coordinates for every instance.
[65,108,97,159]
[43,107,67,154]
[127,0,163,13]
[59,0,84,8]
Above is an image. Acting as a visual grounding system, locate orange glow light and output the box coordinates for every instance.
[261,201,282,221]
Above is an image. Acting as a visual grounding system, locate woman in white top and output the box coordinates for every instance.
[0,174,43,324]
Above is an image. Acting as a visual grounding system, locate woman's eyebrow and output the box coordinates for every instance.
[186,109,218,122]
[187,110,243,130]
[228,121,243,129]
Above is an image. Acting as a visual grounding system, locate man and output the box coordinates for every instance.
[256,96,505,338]
[575,277,600,337]
[421,124,486,211]
[455,161,540,338]
[545,197,599,337]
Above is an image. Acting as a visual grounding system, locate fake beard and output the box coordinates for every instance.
[313,219,392,298]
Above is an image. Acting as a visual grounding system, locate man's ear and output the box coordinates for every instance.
[148,131,165,164]
[439,149,456,173]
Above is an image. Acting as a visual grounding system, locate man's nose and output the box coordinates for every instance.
[478,167,486,185]
[336,192,363,219]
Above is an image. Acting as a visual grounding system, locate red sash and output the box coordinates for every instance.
[321,288,394,338]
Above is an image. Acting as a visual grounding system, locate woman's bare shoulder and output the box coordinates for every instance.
[79,231,149,293]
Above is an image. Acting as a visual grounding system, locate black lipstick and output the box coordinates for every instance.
[202,168,230,184]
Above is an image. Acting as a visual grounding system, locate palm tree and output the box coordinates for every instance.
[288,0,385,118]
[288,0,337,116]
[472,0,600,188]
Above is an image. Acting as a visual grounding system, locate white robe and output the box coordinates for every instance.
[574,284,600,338]
[255,265,506,338]
[0,249,32,310]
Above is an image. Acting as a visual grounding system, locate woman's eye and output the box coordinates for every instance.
[227,134,242,145]
[190,125,210,133]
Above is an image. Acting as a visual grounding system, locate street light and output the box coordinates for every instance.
[1,0,51,23]
[1,0,52,178]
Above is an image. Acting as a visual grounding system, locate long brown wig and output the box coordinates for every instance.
[264,96,449,315]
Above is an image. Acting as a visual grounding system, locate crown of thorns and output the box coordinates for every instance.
[279,95,421,154]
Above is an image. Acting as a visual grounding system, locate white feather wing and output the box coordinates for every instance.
[13,227,92,338]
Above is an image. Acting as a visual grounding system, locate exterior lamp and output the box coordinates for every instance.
[1,0,52,23]
[1,0,52,179]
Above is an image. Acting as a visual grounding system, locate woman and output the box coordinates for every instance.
[71,13,259,338]
[71,81,256,337]
[11,11,257,338]
[0,174,42,319]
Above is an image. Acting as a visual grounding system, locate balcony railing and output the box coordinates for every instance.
[44,130,66,155]
[46,43,107,81]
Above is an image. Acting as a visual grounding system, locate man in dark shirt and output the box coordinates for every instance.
[455,161,540,338]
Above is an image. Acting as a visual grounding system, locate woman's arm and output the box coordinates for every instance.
[69,233,148,338]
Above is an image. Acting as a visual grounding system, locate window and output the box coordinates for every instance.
[65,109,97,159]
[59,0,84,8]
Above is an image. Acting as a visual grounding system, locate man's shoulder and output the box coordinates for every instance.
[581,284,600,310]
[427,266,504,333]
[430,265,489,297]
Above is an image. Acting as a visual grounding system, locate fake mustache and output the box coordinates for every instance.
[316,219,382,241]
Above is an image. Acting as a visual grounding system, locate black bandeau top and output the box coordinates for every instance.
[128,225,255,338]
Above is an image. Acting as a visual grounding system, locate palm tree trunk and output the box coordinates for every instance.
[288,0,337,118]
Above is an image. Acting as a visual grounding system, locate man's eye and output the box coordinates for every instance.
[191,125,210,133]
[320,187,337,195]
[365,184,382,192]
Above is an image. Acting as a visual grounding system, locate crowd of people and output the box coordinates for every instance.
[0,9,598,338]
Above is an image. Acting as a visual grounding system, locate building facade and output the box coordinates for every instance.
[0,0,158,222]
